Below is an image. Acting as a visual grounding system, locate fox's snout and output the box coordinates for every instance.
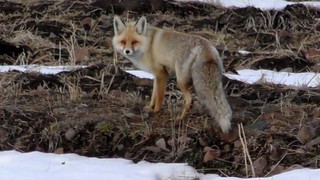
[124,48,133,56]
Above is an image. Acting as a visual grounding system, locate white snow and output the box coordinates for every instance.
[216,0,292,10]
[0,65,319,88]
[125,69,320,88]
[1,150,320,180]
[225,69,320,88]
[126,70,155,79]
[0,65,86,74]
[2,66,319,88]
[178,0,320,10]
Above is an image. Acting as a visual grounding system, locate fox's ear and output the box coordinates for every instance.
[113,16,126,34]
[135,16,147,35]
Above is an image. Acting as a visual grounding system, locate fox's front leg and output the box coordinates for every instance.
[144,79,157,111]
[154,71,168,112]
[145,70,168,113]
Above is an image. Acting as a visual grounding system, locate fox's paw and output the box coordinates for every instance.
[144,105,161,113]
[177,115,182,120]
[144,105,162,114]
[177,113,186,120]
[177,107,191,120]
[143,105,154,112]
[219,119,231,134]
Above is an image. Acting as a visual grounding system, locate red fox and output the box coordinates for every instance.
[112,16,232,133]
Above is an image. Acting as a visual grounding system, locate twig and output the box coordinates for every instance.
[106,74,115,94]
[238,123,255,177]
[238,123,248,177]
[99,71,105,97]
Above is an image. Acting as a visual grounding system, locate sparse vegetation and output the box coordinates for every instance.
[0,0,320,178]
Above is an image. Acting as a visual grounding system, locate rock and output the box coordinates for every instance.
[65,128,76,141]
[253,156,267,176]
[234,140,242,149]
[203,147,221,163]
[156,138,169,151]
[54,147,64,154]
[124,152,133,159]
[117,144,124,151]
[297,125,315,144]
[270,146,281,161]
[306,136,320,150]
[305,48,320,63]
[284,164,304,172]
[251,120,268,131]
[80,17,95,32]
[267,164,286,176]
[74,47,90,62]
[167,139,174,147]
[198,138,207,146]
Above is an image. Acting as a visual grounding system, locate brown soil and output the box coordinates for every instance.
[1,0,320,178]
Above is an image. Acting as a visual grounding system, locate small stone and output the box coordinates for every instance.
[117,144,124,151]
[297,125,315,144]
[156,138,169,151]
[203,147,221,163]
[268,165,285,176]
[65,128,76,141]
[253,156,267,176]
[54,147,64,154]
[252,120,268,131]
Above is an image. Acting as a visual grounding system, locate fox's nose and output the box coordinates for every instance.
[124,49,132,55]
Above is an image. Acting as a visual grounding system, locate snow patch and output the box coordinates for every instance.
[0,150,320,180]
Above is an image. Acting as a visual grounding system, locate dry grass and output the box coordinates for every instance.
[1,1,320,178]
[62,24,78,66]
[238,123,255,177]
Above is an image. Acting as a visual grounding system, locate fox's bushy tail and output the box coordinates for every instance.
[191,48,232,133]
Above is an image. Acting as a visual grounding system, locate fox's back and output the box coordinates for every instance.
[149,27,209,53]
[147,27,222,72]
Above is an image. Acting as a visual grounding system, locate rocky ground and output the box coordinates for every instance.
[0,0,320,177]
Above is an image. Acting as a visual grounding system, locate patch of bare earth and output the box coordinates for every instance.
[0,0,320,178]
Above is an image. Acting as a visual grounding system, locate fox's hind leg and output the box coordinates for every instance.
[175,63,192,119]
[177,81,192,120]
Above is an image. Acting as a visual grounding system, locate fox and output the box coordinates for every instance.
[112,16,232,133]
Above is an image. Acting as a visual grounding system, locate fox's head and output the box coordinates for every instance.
[112,16,148,57]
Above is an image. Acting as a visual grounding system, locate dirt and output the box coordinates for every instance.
[1,0,320,178]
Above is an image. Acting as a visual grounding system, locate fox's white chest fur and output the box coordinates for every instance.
[121,51,151,72]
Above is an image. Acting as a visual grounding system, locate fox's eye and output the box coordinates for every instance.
[120,40,126,45]
[132,40,138,45]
